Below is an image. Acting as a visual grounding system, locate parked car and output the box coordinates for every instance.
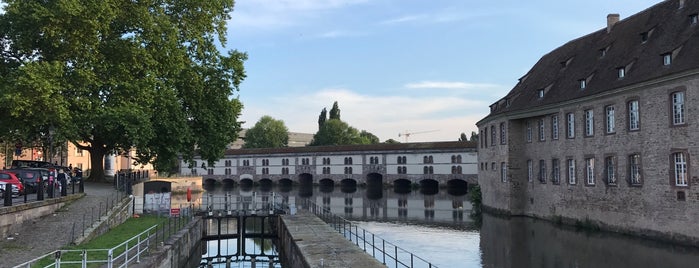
[10,160,53,169]
[0,171,24,195]
[0,181,20,198]
[7,168,49,194]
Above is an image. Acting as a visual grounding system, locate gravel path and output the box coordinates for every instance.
[0,182,124,268]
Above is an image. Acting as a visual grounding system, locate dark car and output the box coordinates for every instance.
[8,168,49,194]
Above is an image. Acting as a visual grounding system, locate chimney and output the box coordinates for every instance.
[607,14,620,33]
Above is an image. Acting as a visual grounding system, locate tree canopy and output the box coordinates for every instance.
[310,101,380,146]
[243,116,289,149]
[0,0,246,179]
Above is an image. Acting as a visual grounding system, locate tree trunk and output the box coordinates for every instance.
[87,146,108,182]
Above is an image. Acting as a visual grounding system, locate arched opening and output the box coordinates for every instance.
[239,178,254,191]
[366,173,383,200]
[259,178,274,192]
[298,173,314,197]
[419,179,439,195]
[203,178,217,191]
[340,179,357,193]
[319,179,335,193]
[221,178,235,189]
[447,179,468,196]
[278,178,293,192]
[393,178,412,194]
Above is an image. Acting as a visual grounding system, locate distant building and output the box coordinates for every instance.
[477,0,699,245]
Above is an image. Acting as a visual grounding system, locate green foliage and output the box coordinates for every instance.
[384,138,400,144]
[0,0,246,178]
[459,132,468,142]
[310,119,361,146]
[243,115,289,148]
[470,131,479,142]
[359,130,380,144]
[329,101,341,120]
[318,108,327,129]
[468,184,482,214]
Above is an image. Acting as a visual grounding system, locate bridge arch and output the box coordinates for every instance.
[419,179,439,195]
[393,178,412,194]
[340,178,357,193]
[319,178,334,193]
[298,173,314,197]
[259,178,274,191]
[446,179,468,196]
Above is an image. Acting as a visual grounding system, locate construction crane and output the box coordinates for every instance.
[398,130,439,142]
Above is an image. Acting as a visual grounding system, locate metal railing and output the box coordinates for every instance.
[15,210,195,268]
[198,191,283,216]
[302,199,438,268]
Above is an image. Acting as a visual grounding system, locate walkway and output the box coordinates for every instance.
[0,182,122,268]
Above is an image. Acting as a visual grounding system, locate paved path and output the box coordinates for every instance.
[0,182,123,268]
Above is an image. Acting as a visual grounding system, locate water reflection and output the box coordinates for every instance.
[480,214,699,268]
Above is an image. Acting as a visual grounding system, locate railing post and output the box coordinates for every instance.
[136,235,141,263]
[54,250,61,268]
[107,249,114,268]
[82,250,87,268]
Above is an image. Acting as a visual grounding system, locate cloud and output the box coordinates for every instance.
[405,81,501,90]
[239,87,488,143]
[229,0,370,31]
[380,14,427,25]
[315,30,367,39]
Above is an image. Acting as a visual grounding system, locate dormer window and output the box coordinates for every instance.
[579,79,587,89]
[663,53,672,66]
[599,48,607,58]
[538,89,545,98]
[690,14,698,25]
[617,67,625,78]
[641,32,649,43]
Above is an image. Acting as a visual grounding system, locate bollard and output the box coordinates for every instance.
[79,179,84,193]
[4,183,12,206]
[37,181,44,201]
[48,180,54,198]
[60,176,67,197]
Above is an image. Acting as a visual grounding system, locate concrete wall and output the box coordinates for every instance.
[478,74,699,245]
[135,217,203,268]
[74,197,133,244]
[0,194,83,238]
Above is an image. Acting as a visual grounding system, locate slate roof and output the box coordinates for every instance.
[222,141,476,156]
[482,0,699,120]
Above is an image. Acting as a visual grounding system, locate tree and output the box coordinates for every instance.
[310,119,364,146]
[318,108,327,129]
[470,131,479,143]
[359,130,380,144]
[459,132,469,142]
[243,116,289,149]
[0,1,246,181]
[384,139,401,144]
[329,101,341,120]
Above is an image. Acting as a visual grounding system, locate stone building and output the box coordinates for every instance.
[477,0,699,245]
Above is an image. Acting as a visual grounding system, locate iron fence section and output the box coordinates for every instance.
[302,199,438,268]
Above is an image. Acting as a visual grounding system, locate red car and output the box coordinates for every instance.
[0,171,25,195]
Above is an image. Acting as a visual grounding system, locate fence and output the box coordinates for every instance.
[70,188,131,244]
[301,199,438,268]
[14,208,195,268]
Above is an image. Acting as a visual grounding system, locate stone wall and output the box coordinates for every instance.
[134,217,203,268]
[478,74,699,245]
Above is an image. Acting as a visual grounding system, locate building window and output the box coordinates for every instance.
[617,67,625,78]
[628,100,640,130]
[551,115,559,140]
[500,122,506,144]
[599,48,607,58]
[527,160,533,182]
[490,125,496,146]
[491,162,495,171]
[566,113,575,138]
[690,14,698,25]
[605,156,617,185]
[585,158,595,185]
[551,159,560,184]
[641,32,649,43]
[605,106,615,134]
[484,128,488,148]
[539,160,547,183]
[526,121,532,142]
[584,109,594,136]
[629,154,642,185]
[672,91,685,125]
[500,162,507,182]
[579,79,587,89]
[663,53,672,66]
[208,169,214,175]
[538,119,545,141]
[538,89,545,98]
[567,159,576,185]
[673,152,688,186]
[75,148,84,157]
[344,167,353,174]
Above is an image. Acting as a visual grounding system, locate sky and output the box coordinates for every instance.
[224,0,662,143]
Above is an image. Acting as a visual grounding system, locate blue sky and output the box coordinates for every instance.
[224,0,661,142]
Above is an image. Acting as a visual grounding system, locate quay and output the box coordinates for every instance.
[277,210,385,268]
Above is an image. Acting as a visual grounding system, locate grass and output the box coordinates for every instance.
[33,215,170,267]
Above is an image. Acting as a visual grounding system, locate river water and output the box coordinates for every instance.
[198,185,699,268]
